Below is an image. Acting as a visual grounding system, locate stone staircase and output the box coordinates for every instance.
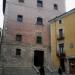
[44,66,54,75]
[0,65,68,75]
[0,66,39,75]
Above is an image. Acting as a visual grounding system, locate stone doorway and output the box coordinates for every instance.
[34,50,44,67]
[69,58,75,74]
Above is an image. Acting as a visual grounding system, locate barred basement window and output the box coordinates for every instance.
[16,49,21,56]
[37,0,43,7]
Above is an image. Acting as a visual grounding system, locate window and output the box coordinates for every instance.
[70,43,73,48]
[54,4,58,10]
[37,0,43,7]
[59,29,63,38]
[18,0,24,3]
[17,15,23,22]
[59,20,62,24]
[37,17,43,25]
[16,35,22,41]
[59,43,64,53]
[16,49,21,56]
[36,36,42,44]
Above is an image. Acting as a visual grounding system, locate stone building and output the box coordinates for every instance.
[1,0,65,75]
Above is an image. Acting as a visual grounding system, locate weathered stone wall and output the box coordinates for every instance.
[1,44,49,67]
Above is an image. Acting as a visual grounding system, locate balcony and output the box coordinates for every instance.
[57,36,64,41]
[56,52,66,58]
[60,52,66,58]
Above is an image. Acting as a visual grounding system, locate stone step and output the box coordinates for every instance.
[0,67,38,75]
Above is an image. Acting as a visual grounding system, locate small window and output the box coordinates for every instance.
[54,4,58,10]
[16,49,21,56]
[59,20,62,24]
[16,35,22,41]
[36,36,42,44]
[37,0,43,7]
[70,43,73,48]
[37,17,43,25]
[18,0,24,3]
[17,15,23,22]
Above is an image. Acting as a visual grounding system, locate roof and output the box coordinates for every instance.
[48,8,75,23]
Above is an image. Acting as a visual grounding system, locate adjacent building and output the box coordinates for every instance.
[49,8,75,74]
[2,0,65,75]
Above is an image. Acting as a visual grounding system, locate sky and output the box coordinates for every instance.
[0,0,75,28]
[66,0,75,11]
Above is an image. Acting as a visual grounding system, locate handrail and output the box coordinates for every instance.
[32,65,40,75]
[44,65,53,73]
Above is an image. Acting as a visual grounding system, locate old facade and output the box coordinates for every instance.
[2,0,65,75]
[49,8,75,74]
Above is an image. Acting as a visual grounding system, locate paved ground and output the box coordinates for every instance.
[52,72,66,75]
[50,72,66,75]
[50,72,73,75]
[45,71,67,75]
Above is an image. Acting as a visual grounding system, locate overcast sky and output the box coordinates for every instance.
[0,0,75,28]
